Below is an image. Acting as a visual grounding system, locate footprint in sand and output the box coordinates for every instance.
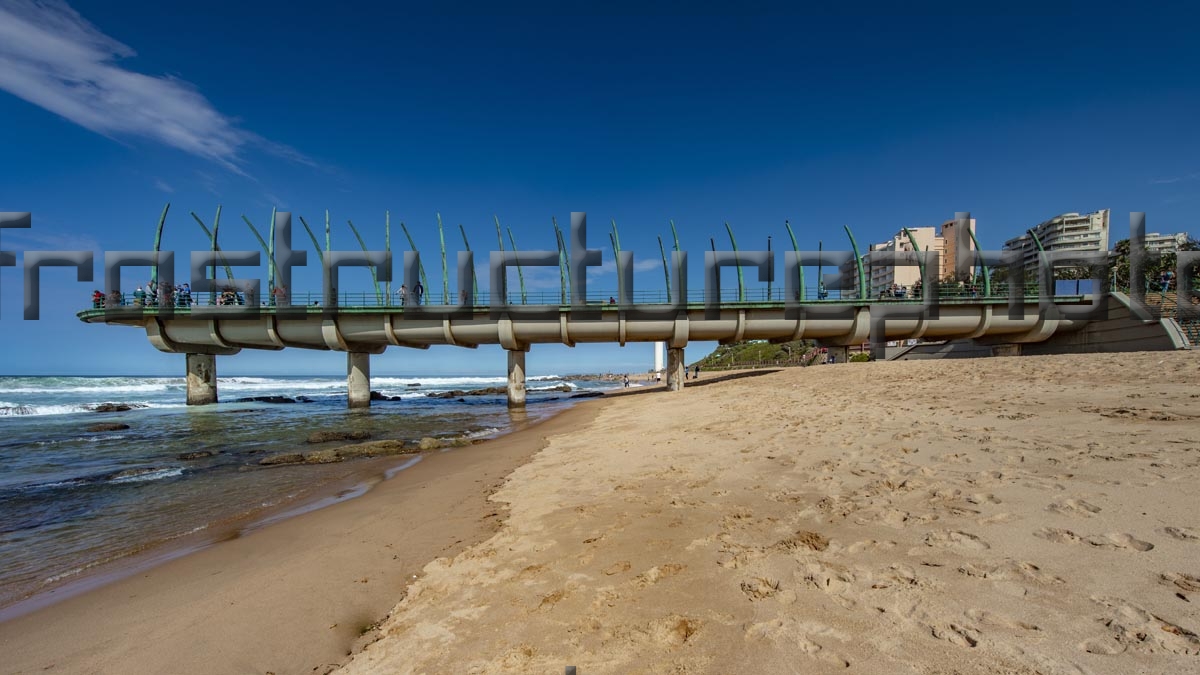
[1046,498,1102,516]
[1163,526,1200,542]
[923,530,990,551]
[1036,528,1154,552]
[1086,595,1200,655]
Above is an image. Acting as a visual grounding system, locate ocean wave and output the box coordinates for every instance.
[0,402,182,418]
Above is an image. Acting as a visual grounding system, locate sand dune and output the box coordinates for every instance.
[340,352,1200,674]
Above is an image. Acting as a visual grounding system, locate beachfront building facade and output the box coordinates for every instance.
[1003,209,1111,269]
[1142,231,1191,254]
[859,218,976,296]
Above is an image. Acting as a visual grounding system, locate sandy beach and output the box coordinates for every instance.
[339,352,1200,674]
[3,351,1199,674]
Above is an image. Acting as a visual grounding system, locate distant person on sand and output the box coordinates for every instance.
[694,365,700,379]
[623,374,630,388]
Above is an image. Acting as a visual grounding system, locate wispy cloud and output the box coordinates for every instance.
[0,0,311,174]
[1150,172,1200,185]
[153,178,174,193]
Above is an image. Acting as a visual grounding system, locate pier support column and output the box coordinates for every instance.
[348,352,371,409]
[506,349,527,408]
[186,353,217,405]
[829,346,850,364]
[666,347,685,391]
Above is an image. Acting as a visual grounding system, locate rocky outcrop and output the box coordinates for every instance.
[87,422,131,432]
[178,450,215,460]
[258,439,414,466]
[569,391,604,399]
[233,396,298,404]
[89,403,149,413]
[306,430,373,444]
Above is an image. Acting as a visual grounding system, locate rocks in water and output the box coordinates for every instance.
[259,453,305,466]
[178,450,215,460]
[89,402,148,413]
[569,391,604,399]
[425,386,507,399]
[369,391,405,401]
[306,430,373,444]
[406,383,421,387]
[259,439,414,466]
[87,422,130,432]
[417,437,445,450]
[336,439,410,459]
[233,396,297,404]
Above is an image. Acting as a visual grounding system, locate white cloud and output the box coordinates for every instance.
[0,0,311,174]
[1150,172,1200,185]
[153,178,174,193]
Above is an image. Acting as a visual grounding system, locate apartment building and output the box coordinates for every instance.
[1003,209,1110,268]
[860,218,976,295]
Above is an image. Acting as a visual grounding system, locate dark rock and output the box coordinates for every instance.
[336,439,410,459]
[90,402,148,413]
[302,449,341,464]
[369,391,403,401]
[259,453,306,466]
[425,386,507,399]
[417,437,445,450]
[406,383,421,387]
[178,450,215,460]
[234,396,297,404]
[569,391,605,399]
[87,422,130,432]
[307,430,373,444]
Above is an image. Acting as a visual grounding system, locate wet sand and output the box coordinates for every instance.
[0,403,599,674]
[338,352,1200,674]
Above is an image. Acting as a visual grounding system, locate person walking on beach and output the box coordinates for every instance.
[693,364,700,380]
[623,374,630,388]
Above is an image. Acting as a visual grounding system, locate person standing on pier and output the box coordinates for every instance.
[414,281,424,305]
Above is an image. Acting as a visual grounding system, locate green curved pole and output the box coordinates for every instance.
[150,203,170,286]
[189,210,236,283]
[967,226,991,296]
[844,225,867,300]
[610,219,624,302]
[346,218,383,304]
[267,207,276,300]
[457,223,479,302]
[724,222,744,302]
[399,222,431,300]
[324,210,331,256]
[297,216,325,263]
[552,217,568,304]
[902,227,926,282]
[385,212,392,300]
[658,235,670,300]
[436,213,449,304]
[241,215,282,297]
[669,219,681,252]
[506,226,527,304]
[784,220,804,301]
[1028,228,1046,253]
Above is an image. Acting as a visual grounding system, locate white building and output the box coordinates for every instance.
[1003,209,1110,268]
[1142,231,1191,254]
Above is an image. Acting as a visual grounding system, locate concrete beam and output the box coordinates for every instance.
[348,352,371,408]
[666,347,685,391]
[186,353,217,405]
[506,350,526,408]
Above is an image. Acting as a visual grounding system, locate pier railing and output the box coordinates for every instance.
[87,282,1086,311]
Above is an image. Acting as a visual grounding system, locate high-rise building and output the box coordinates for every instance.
[858,219,976,296]
[1003,209,1110,268]
[1142,231,1191,254]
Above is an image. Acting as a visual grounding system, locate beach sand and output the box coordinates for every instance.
[338,352,1200,674]
[0,405,597,675]
[3,352,1199,674]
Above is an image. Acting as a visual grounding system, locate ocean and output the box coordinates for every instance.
[0,374,616,615]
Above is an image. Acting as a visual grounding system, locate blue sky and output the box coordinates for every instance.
[0,1,1197,376]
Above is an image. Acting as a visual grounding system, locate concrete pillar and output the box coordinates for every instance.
[506,349,527,408]
[830,346,850,364]
[186,353,217,405]
[666,347,686,391]
[348,352,371,408]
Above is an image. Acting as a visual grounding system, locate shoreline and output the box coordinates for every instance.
[0,395,607,674]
